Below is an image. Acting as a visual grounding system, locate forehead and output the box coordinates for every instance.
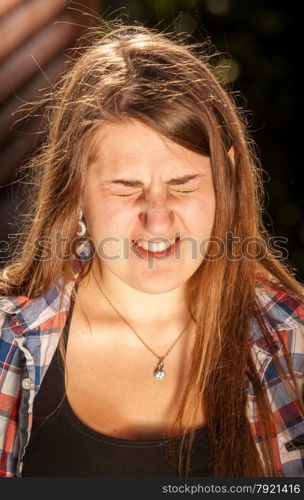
[88,119,209,178]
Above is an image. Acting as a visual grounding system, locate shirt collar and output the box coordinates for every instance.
[0,254,84,332]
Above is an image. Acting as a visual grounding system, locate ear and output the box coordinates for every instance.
[227,145,235,165]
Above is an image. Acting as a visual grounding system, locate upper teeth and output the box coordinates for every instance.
[136,238,176,252]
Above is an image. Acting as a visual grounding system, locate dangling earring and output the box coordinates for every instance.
[77,209,87,237]
[76,209,91,259]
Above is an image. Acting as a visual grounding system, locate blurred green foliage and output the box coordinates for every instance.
[100,0,303,280]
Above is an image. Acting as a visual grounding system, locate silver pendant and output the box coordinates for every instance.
[154,360,165,380]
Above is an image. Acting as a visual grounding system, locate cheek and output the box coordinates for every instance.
[182,194,216,233]
[84,196,133,238]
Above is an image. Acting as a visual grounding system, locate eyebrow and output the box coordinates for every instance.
[102,174,203,187]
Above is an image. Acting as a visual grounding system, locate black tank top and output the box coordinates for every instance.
[22,295,212,477]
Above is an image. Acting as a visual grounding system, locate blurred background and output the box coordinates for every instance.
[0,0,302,279]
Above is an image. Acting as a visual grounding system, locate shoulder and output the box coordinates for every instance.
[252,272,304,383]
[249,272,304,381]
[0,277,76,391]
[253,273,304,359]
[0,276,75,338]
[254,272,304,331]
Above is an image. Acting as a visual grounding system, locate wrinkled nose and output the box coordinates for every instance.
[138,194,175,236]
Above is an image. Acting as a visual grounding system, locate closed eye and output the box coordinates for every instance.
[175,189,198,193]
[115,189,198,197]
[114,191,145,197]
[115,193,137,197]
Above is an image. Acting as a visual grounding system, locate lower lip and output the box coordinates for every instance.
[131,238,180,259]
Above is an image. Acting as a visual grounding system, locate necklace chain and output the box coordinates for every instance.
[91,266,192,363]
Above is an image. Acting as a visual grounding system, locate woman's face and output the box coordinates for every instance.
[83,118,216,294]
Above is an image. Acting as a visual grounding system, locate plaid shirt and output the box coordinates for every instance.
[0,258,304,477]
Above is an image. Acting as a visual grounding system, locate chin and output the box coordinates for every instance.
[128,275,185,294]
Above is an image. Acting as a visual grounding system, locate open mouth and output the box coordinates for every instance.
[131,236,181,258]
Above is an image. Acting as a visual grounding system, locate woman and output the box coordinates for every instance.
[0,22,303,478]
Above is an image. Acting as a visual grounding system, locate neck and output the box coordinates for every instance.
[77,260,191,327]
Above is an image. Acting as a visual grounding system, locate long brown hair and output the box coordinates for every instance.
[1,20,303,476]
